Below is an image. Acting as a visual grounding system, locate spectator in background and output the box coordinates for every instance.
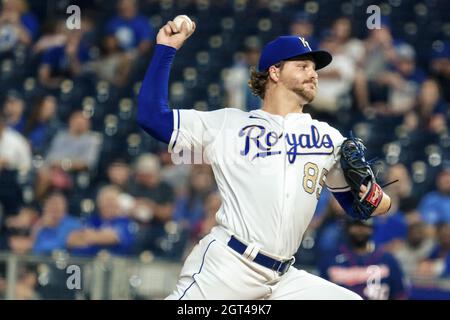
[429,41,450,104]
[419,167,450,225]
[223,36,262,111]
[402,79,448,139]
[0,0,38,56]
[311,31,356,117]
[311,197,346,255]
[193,191,220,242]
[105,0,154,56]
[159,149,190,196]
[0,265,39,299]
[105,158,132,192]
[32,19,66,55]
[85,33,134,87]
[332,17,365,65]
[331,16,369,112]
[67,185,136,256]
[416,223,450,279]
[320,219,408,300]
[394,221,435,277]
[174,165,216,238]
[363,17,396,80]
[372,165,423,252]
[23,95,60,154]
[0,110,31,174]
[3,206,38,254]
[4,206,38,232]
[33,192,81,255]
[128,153,184,257]
[289,11,318,50]
[101,158,136,217]
[6,227,32,254]
[383,164,412,213]
[415,79,448,135]
[355,18,396,112]
[376,43,426,117]
[129,153,174,225]
[36,110,101,199]
[12,266,39,299]
[38,16,94,89]
[45,110,100,171]
[1,90,26,132]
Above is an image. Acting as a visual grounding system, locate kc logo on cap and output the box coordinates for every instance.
[298,37,312,51]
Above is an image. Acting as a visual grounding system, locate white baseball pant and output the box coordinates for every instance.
[166,226,362,300]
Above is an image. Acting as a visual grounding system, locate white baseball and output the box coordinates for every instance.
[173,15,194,32]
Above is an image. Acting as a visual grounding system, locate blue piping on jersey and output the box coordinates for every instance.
[171,109,181,150]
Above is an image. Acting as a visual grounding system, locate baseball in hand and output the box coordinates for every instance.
[173,15,194,32]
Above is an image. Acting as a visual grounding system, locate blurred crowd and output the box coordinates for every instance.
[0,0,450,299]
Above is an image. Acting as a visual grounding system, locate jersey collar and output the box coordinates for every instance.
[251,109,312,121]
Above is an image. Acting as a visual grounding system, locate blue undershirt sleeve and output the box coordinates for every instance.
[137,44,177,144]
[332,190,358,218]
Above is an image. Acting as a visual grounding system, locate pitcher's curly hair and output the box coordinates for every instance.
[248,62,283,99]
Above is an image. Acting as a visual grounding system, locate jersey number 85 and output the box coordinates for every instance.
[303,162,328,200]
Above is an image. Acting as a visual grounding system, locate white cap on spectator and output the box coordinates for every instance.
[396,43,415,61]
[135,153,160,174]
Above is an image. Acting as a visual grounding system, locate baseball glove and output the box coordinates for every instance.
[340,135,383,220]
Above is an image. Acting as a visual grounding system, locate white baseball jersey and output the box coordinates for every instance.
[169,108,350,259]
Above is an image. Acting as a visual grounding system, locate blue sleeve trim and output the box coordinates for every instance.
[171,109,181,150]
[332,190,355,216]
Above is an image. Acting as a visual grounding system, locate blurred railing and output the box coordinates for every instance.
[2,251,450,299]
[407,275,450,299]
[0,251,182,300]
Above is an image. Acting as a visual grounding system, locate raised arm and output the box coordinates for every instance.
[137,18,196,144]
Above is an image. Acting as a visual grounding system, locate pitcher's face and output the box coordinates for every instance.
[278,58,318,103]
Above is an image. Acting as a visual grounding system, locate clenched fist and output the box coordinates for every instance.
[156,18,197,50]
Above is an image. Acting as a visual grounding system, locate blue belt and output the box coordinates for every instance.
[227,236,295,276]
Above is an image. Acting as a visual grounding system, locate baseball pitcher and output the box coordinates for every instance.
[137,18,392,300]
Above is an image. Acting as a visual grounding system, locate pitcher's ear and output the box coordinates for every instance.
[268,65,280,82]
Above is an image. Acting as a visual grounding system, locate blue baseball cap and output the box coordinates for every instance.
[258,35,332,71]
[292,11,312,24]
[431,41,450,60]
